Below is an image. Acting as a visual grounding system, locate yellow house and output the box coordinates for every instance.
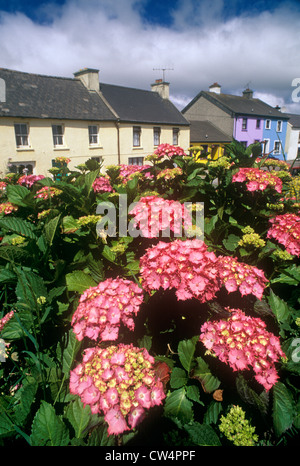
[188,120,232,163]
[0,68,189,177]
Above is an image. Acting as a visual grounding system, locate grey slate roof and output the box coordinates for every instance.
[189,120,232,143]
[183,90,289,120]
[0,68,189,127]
[0,68,116,121]
[100,83,189,126]
[285,113,300,128]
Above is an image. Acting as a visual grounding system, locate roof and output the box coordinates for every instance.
[182,90,289,120]
[189,120,232,143]
[100,83,189,126]
[0,68,117,121]
[285,113,300,128]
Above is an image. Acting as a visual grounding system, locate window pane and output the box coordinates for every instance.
[89,125,98,144]
[52,125,64,146]
[173,128,179,145]
[133,127,141,146]
[14,124,29,147]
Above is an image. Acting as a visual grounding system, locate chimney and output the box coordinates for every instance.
[74,68,100,91]
[209,82,221,94]
[243,88,253,99]
[151,79,169,99]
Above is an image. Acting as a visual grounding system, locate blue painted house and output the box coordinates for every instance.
[262,110,289,159]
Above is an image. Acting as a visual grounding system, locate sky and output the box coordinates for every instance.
[1,0,300,112]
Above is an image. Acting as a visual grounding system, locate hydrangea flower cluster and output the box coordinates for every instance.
[0,181,7,191]
[17,174,45,187]
[267,213,300,257]
[0,310,14,332]
[140,239,221,302]
[129,196,192,238]
[54,156,71,165]
[140,239,268,302]
[69,343,166,435]
[118,164,152,183]
[238,226,266,249]
[34,186,62,200]
[156,167,183,181]
[92,177,114,193]
[71,277,144,342]
[218,256,267,300]
[255,157,290,170]
[219,405,258,446]
[0,202,18,215]
[153,143,185,159]
[232,167,282,193]
[200,309,285,391]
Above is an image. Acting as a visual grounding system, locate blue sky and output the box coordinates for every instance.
[0,0,300,112]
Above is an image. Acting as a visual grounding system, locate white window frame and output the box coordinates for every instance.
[8,161,35,174]
[173,127,179,145]
[128,157,144,166]
[133,126,141,147]
[273,140,281,154]
[14,123,30,148]
[52,124,64,147]
[263,138,270,155]
[242,118,248,131]
[153,127,161,146]
[88,125,99,146]
[265,119,271,130]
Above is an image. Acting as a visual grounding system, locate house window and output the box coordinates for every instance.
[133,126,141,147]
[52,125,64,147]
[265,119,271,129]
[256,119,261,129]
[128,157,144,166]
[88,125,99,145]
[173,128,179,145]
[8,161,34,174]
[153,127,161,146]
[263,139,270,155]
[242,118,247,131]
[14,123,29,147]
[274,141,281,154]
[277,120,282,132]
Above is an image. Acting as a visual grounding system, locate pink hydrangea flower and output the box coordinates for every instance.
[199,309,286,391]
[17,174,45,187]
[34,186,62,199]
[69,344,166,435]
[267,213,300,256]
[232,167,282,193]
[71,277,144,342]
[140,239,268,302]
[129,196,192,238]
[0,202,18,215]
[92,176,114,193]
[118,164,152,183]
[154,143,185,159]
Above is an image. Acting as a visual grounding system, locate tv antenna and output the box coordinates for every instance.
[153,67,174,82]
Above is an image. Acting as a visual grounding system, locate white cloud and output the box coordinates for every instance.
[0,0,300,113]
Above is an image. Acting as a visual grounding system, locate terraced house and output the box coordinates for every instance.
[0,68,189,176]
[182,83,289,160]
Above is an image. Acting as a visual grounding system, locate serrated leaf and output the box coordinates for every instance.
[65,398,92,438]
[203,401,223,425]
[0,217,37,240]
[184,422,221,446]
[272,382,294,437]
[58,329,82,375]
[222,234,240,251]
[44,214,61,246]
[87,423,115,446]
[164,388,193,424]
[30,401,70,446]
[170,367,188,389]
[236,374,269,415]
[14,376,38,425]
[191,357,221,393]
[65,270,97,293]
[186,385,204,405]
[268,289,290,324]
[6,184,32,207]
[178,337,197,373]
